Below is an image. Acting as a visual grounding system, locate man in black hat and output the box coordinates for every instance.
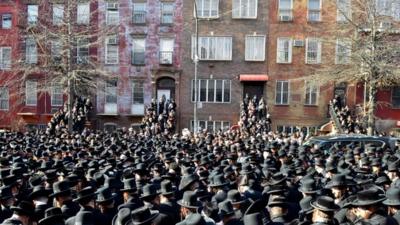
[38,207,65,225]
[177,191,203,224]
[383,188,400,225]
[119,178,143,210]
[219,200,243,225]
[51,181,80,219]
[0,186,14,223]
[310,196,339,225]
[268,195,292,225]
[209,174,229,204]
[227,190,250,221]
[96,187,118,225]
[159,180,180,224]
[1,201,35,225]
[29,185,52,222]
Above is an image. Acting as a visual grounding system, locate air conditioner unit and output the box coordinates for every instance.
[279,15,292,22]
[107,36,118,44]
[293,39,304,47]
[107,3,119,9]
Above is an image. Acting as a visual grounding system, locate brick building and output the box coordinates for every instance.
[179,0,269,132]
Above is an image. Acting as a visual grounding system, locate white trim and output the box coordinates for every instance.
[276,37,292,63]
[25,80,37,106]
[0,87,9,111]
[307,0,322,22]
[305,38,322,64]
[278,0,293,19]
[304,81,319,106]
[245,35,266,61]
[232,0,258,19]
[194,0,220,19]
[275,80,290,105]
[191,36,233,61]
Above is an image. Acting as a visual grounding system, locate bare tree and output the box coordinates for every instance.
[4,0,117,131]
[309,0,400,134]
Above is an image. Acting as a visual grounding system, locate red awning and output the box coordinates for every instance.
[239,74,269,82]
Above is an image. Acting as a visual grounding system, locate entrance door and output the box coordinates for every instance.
[243,82,265,100]
[334,82,347,105]
[157,89,171,102]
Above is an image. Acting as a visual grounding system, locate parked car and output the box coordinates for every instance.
[304,134,399,151]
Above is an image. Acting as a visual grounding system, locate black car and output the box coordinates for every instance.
[304,134,399,151]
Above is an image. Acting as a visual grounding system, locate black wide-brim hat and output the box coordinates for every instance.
[177,199,201,209]
[73,192,96,202]
[29,188,52,200]
[38,215,65,225]
[310,196,340,212]
[351,189,386,206]
[10,201,35,217]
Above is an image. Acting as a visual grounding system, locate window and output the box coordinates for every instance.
[192,36,232,61]
[392,87,400,108]
[2,14,12,29]
[51,84,63,107]
[160,38,174,64]
[337,0,351,22]
[277,38,292,63]
[26,37,37,64]
[276,80,289,105]
[77,38,89,64]
[305,38,321,64]
[305,81,318,105]
[77,3,90,24]
[105,35,119,64]
[132,38,146,65]
[191,120,230,133]
[245,35,265,61]
[0,87,8,110]
[335,39,351,64]
[232,0,258,19]
[195,0,219,18]
[27,5,38,25]
[26,80,37,106]
[105,80,117,105]
[53,4,64,25]
[132,81,144,104]
[308,0,321,21]
[278,0,293,20]
[161,3,174,24]
[376,0,392,16]
[51,39,62,62]
[191,79,231,103]
[394,1,400,20]
[0,47,11,70]
[133,3,146,24]
[106,2,119,25]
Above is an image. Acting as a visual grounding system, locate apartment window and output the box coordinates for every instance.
[191,120,230,133]
[337,0,351,22]
[305,81,318,105]
[132,81,144,104]
[26,37,37,64]
[276,80,289,105]
[2,14,11,29]
[77,3,90,24]
[51,84,63,106]
[106,2,119,25]
[394,1,400,20]
[161,3,174,24]
[51,39,62,62]
[336,39,351,64]
[26,80,37,106]
[160,38,174,64]
[0,87,8,110]
[305,38,321,64]
[192,36,232,61]
[278,0,293,20]
[308,0,321,21]
[195,0,219,18]
[133,3,146,24]
[132,38,145,65]
[376,0,392,16]
[105,80,117,105]
[77,38,89,64]
[27,5,38,25]
[191,79,231,103]
[53,4,64,25]
[276,38,292,63]
[245,35,265,61]
[0,47,11,70]
[232,0,257,19]
[392,87,400,108]
[105,35,119,64]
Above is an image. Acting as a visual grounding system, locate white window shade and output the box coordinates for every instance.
[192,36,232,61]
[77,3,90,24]
[306,38,321,64]
[26,81,37,106]
[0,47,11,70]
[232,0,257,19]
[245,35,265,61]
[53,4,64,25]
[277,38,292,63]
[195,0,219,18]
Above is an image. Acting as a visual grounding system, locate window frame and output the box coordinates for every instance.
[132,38,146,65]
[276,37,292,64]
[133,3,147,24]
[305,38,322,64]
[0,87,9,111]
[25,80,37,106]
[0,47,11,70]
[232,0,258,19]
[191,79,231,104]
[307,0,322,22]
[245,35,266,61]
[132,80,144,105]
[191,36,233,61]
[335,39,351,64]
[275,80,290,105]
[77,38,89,64]
[161,2,174,24]
[51,84,63,107]
[278,0,293,20]
[106,2,119,25]
[159,38,174,64]
[105,80,118,105]
[105,35,119,65]
[304,81,319,106]
[52,4,64,26]
[77,2,90,25]
[26,36,37,64]
[27,5,38,25]
[392,87,400,108]
[195,0,219,19]
[336,0,351,22]
[2,14,12,29]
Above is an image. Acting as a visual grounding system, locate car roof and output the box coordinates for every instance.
[310,134,389,142]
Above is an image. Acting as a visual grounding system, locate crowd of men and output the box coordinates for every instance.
[330,95,366,134]
[1,95,400,225]
[239,94,272,137]
[47,97,92,134]
[140,96,177,136]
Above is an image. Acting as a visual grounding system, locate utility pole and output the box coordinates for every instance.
[193,0,199,133]
[66,0,74,132]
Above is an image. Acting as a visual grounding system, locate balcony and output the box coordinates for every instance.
[159,51,173,65]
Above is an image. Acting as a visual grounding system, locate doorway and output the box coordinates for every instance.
[243,82,265,100]
[334,82,347,106]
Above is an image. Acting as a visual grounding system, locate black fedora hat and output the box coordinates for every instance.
[352,189,386,206]
[38,207,65,225]
[325,174,356,188]
[73,186,96,202]
[299,196,314,215]
[178,191,201,209]
[269,172,286,185]
[112,208,132,225]
[383,188,400,206]
[29,185,52,200]
[310,196,340,212]
[130,206,159,225]
[218,200,235,218]
[183,213,207,225]
[243,212,263,225]
[298,179,318,194]
[96,187,115,204]
[160,180,176,196]
[227,189,247,205]
[179,174,199,191]
[10,201,35,217]
[0,186,13,200]
[75,211,94,225]
[268,195,288,208]
[140,183,159,200]
[121,178,137,193]
[209,174,229,188]
[50,181,71,197]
